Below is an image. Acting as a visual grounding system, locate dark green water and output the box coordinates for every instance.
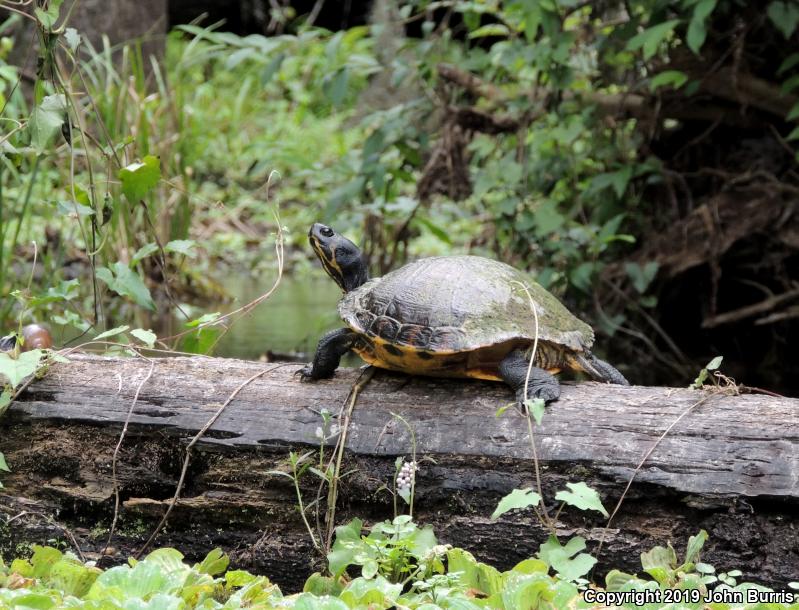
[211,274,344,361]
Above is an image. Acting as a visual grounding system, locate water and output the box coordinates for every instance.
[212,274,345,361]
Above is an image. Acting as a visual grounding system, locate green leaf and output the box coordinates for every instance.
[624,261,659,293]
[768,1,799,39]
[96,262,155,311]
[131,243,160,265]
[491,488,541,520]
[48,558,100,597]
[130,329,157,348]
[324,68,349,107]
[0,349,45,388]
[706,356,723,371]
[261,52,286,85]
[34,0,63,29]
[570,261,596,293]
[327,518,364,577]
[778,52,799,75]
[93,325,130,341]
[626,20,680,60]
[524,398,546,426]
[197,548,229,576]
[446,548,503,597]
[686,0,717,54]
[29,94,67,153]
[0,452,9,472]
[119,155,161,204]
[554,482,609,517]
[64,28,81,53]
[641,544,677,570]
[56,200,94,217]
[361,559,378,579]
[468,24,511,38]
[605,569,639,591]
[165,239,197,257]
[787,125,799,140]
[538,535,597,582]
[685,530,708,564]
[31,546,63,578]
[787,101,799,121]
[650,70,688,91]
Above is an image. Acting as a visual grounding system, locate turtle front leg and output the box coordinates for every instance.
[499,349,561,406]
[300,328,357,381]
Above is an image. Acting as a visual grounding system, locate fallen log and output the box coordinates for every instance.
[1,354,797,591]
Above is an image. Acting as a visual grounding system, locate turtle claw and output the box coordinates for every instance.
[297,365,315,382]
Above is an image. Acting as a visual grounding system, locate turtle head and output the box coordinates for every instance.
[309,223,369,293]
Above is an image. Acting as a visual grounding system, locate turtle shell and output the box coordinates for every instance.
[339,256,594,356]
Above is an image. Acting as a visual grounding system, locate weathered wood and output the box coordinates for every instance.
[1,354,797,591]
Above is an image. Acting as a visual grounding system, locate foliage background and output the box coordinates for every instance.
[1,0,798,391]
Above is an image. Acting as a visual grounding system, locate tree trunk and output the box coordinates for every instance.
[1,354,797,591]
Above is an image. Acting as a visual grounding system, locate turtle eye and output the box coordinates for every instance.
[320,226,334,237]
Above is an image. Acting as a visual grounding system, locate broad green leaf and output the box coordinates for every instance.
[524,398,546,426]
[605,569,639,590]
[29,95,67,153]
[324,68,349,107]
[640,544,677,570]
[685,530,708,564]
[447,548,503,596]
[511,558,548,574]
[96,262,155,311]
[778,52,799,75]
[64,28,81,53]
[0,349,45,388]
[186,312,221,328]
[119,155,161,203]
[491,488,541,520]
[34,0,63,28]
[706,356,723,371]
[292,593,349,610]
[181,326,221,355]
[686,0,717,54]
[327,518,364,577]
[48,558,100,597]
[31,546,63,578]
[130,329,157,348]
[197,548,229,576]
[626,20,680,60]
[469,24,511,38]
[56,200,94,217]
[165,239,197,257]
[788,101,799,121]
[0,452,8,472]
[303,572,343,596]
[131,243,160,265]
[650,70,688,91]
[361,559,378,579]
[554,482,609,517]
[570,261,596,293]
[538,536,597,582]
[768,1,799,39]
[93,325,130,341]
[624,261,659,293]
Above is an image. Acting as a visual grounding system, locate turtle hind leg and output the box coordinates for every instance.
[300,328,357,380]
[572,351,629,385]
[499,349,561,405]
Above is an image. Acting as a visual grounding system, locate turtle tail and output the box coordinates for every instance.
[570,351,629,385]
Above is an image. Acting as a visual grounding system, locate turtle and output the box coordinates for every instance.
[300,223,628,404]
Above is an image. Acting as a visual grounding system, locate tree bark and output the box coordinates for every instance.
[1,354,797,591]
